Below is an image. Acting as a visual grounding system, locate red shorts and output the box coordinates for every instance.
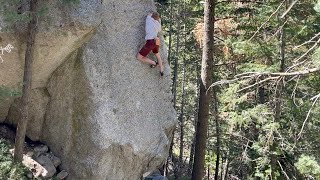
[139,39,159,57]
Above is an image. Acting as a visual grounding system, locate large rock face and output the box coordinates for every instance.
[1,0,176,179]
[6,88,49,141]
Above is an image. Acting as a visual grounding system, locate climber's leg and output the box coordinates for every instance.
[154,53,164,76]
[153,44,164,76]
[137,40,157,66]
[136,53,156,66]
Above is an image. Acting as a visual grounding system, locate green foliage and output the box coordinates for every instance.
[0,139,29,179]
[60,0,80,5]
[312,47,320,66]
[232,40,278,62]
[314,0,320,13]
[238,63,278,73]
[159,0,320,179]
[0,0,30,27]
[214,1,320,179]
[295,154,320,179]
[0,86,21,101]
[0,0,79,31]
[2,11,31,24]
[0,0,50,31]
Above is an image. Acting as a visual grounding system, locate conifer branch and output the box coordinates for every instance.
[297,93,320,140]
[248,0,286,41]
[208,67,320,90]
[277,160,291,180]
[237,76,279,93]
[280,0,299,19]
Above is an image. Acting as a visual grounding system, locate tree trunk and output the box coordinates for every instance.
[274,10,286,121]
[166,3,181,176]
[191,0,215,179]
[272,2,287,177]
[165,136,174,176]
[188,132,196,176]
[207,165,210,180]
[163,1,174,176]
[14,0,38,162]
[172,10,181,108]
[222,155,230,180]
[177,53,186,179]
[167,0,173,66]
[188,52,202,176]
[220,155,224,179]
[177,6,188,177]
[258,85,265,104]
[213,90,220,180]
[274,0,286,122]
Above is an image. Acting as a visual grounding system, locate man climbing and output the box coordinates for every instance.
[137,11,164,76]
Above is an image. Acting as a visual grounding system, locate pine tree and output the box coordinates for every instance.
[14,0,38,162]
[192,0,215,179]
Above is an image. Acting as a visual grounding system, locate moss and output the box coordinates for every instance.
[0,139,30,179]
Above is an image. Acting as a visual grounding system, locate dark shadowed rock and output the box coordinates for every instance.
[57,170,68,180]
[144,170,168,180]
[36,154,57,178]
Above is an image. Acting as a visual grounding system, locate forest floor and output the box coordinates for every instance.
[0,123,67,179]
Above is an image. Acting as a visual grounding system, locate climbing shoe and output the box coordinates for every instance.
[150,61,158,68]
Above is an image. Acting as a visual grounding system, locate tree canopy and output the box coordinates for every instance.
[156,0,320,179]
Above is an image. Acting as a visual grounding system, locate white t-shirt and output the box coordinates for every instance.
[145,15,161,40]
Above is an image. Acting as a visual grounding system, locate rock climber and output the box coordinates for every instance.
[136,11,164,76]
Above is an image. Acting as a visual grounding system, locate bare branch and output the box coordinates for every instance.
[208,67,320,91]
[214,61,237,66]
[280,0,299,19]
[291,38,320,64]
[290,76,300,107]
[272,67,320,76]
[285,33,320,72]
[237,76,279,93]
[267,19,288,42]
[297,93,320,140]
[248,0,286,41]
[235,68,320,77]
[293,32,320,50]
[277,160,291,180]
